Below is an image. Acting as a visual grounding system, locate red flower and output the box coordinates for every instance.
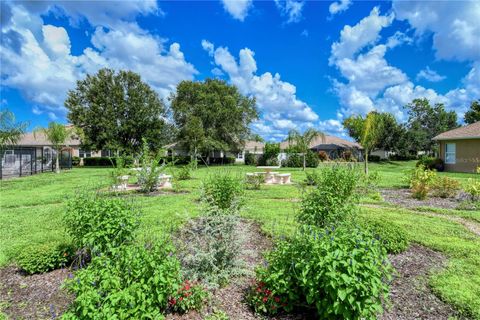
[262,297,268,303]
[179,297,183,302]
[168,298,176,306]
[256,287,262,293]
[258,282,265,288]
[264,289,272,295]
[274,297,280,303]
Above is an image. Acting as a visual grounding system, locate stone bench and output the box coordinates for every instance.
[274,173,291,184]
[157,174,173,189]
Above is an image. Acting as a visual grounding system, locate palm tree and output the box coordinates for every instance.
[34,122,74,173]
[287,128,325,171]
[0,110,27,150]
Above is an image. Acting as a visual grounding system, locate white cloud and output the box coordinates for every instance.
[318,119,347,137]
[0,2,197,118]
[275,0,305,24]
[393,1,480,62]
[202,41,320,140]
[301,29,309,37]
[328,6,478,121]
[329,7,394,64]
[329,0,352,16]
[201,39,215,56]
[211,67,224,77]
[220,0,252,21]
[416,67,446,82]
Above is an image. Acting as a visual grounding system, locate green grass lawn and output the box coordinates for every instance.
[0,162,479,318]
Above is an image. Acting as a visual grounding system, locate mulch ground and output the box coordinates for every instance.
[0,266,73,319]
[382,244,460,320]
[0,220,465,319]
[380,188,462,210]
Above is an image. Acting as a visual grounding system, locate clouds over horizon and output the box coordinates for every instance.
[201,39,321,140]
[329,3,480,122]
[0,1,196,119]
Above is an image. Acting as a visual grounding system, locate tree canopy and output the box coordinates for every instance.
[343,112,383,174]
[287,128,324,170]
[464,100,480,124]
[404,98,458,153]
[65,68,169,155]
[170,79,258,159]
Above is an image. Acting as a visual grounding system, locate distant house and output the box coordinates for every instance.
[279,135,363,161]
[165,135,363,164]
[432,121,480,173]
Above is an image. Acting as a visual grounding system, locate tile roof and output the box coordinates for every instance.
[432,121,480,140]
[16,126,81,147]
[280,135,362,150]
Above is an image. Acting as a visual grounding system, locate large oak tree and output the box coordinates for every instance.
[65,69,169,155]
[170,79,258,162]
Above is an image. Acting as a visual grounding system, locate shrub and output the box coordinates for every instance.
[389,154,417,161]
[368,155,381,162]
[305,150,319,168]
[297,166,359,227]
[109,156,129,188]
[341,150,353,161]
[407,165,437,200]
[72,156,80,166]
[63,242,205,319]
[318,151,329,161]
[282,153,302,168]
[248,225,392,318]
[432,176,461,198]
[64,191,140,257]
[137,139,167,193]
[358,217,409,254]
[244,152,258,166]
[17,242,74,274]
[176,162,195,180]
[83,156,134,167]
[416,156,444,172]
[245,174,263,190]
[168,280,209,313]
[464,178,480,201]
[201,172,244,212]
[304,170,320,186]
[177,215,242,289]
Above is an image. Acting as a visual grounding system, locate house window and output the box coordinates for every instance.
[237,152,243,159]
[445,143,456,164]
[79,149,92,158]
[3,150,14,164]
[101,150,112,157]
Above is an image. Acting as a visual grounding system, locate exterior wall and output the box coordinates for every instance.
[438,139,480,173]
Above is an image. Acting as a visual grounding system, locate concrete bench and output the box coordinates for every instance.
[274,173,291,184]
[157,174,172,189]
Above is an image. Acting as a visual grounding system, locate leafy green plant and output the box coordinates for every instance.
[297,166,359,227]
[248,225,392,318]
[204,309,229,320]
[407,165,437,200]
[358,217,409,254]
[17,242,74,274]
[432,176,461,198]
[109,156,129,189]
[416,156,444,172]
[168,280,209,313]
[63,241,200,319]
[464,178,480,201]
[201,172,244,213]
[137,139,167,193]
[177,215,243,289]
[64,190,140,257]
[304,170,320,186]
[245,174,263,190]
[176,161,196,181]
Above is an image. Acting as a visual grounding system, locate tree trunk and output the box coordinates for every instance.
[193,146,198,169]
[303,153,306,171]
[55,150,61,174]
[364,151,368,175]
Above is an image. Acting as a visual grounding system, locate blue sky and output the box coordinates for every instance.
[1,0,479,140]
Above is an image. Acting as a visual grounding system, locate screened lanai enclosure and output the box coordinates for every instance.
[0,147,72,179]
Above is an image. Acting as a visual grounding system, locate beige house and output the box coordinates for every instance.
[433,121,480,173]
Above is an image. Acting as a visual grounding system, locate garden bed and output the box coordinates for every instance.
[382,244,459,320]
[0,266,73,319]
[380,188,463,210]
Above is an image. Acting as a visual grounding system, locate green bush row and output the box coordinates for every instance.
[17,242,75,274]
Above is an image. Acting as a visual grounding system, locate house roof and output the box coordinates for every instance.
[432,121,480,141]
[16,126,81,147]
[280,135,362,150]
